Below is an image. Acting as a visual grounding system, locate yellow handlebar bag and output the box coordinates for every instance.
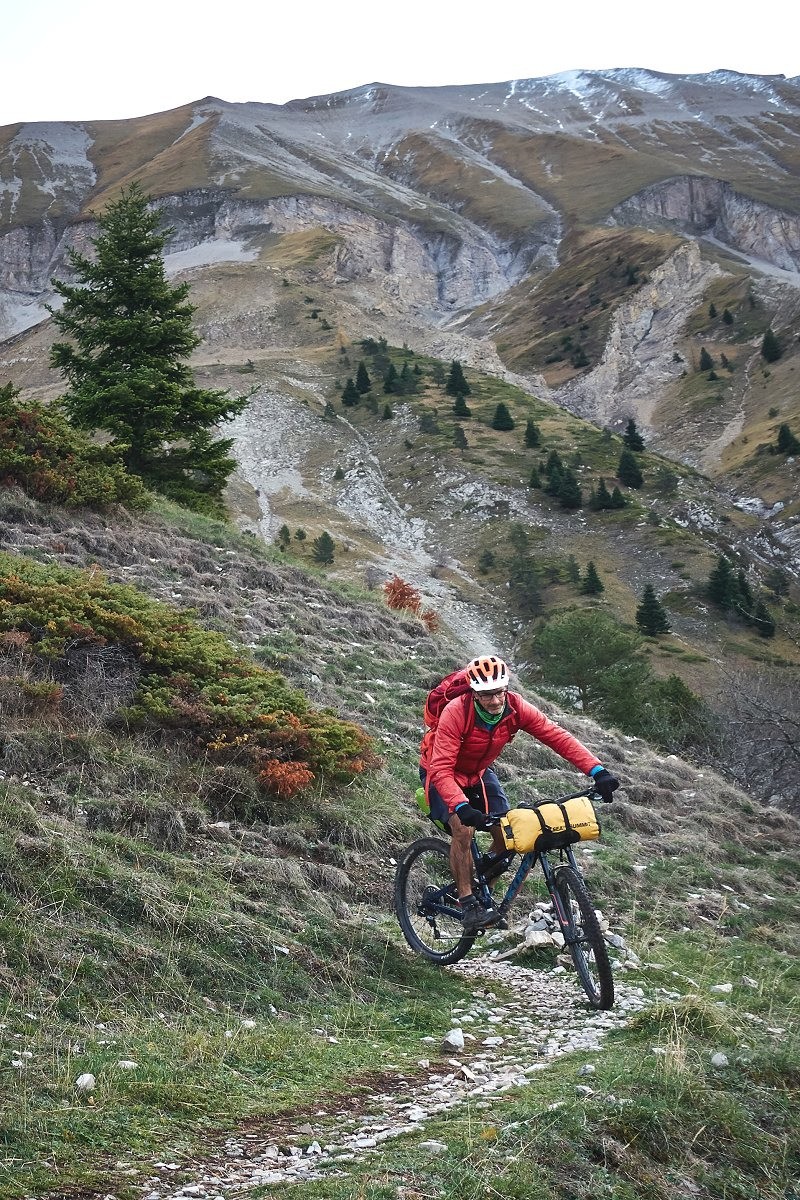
[500,796,600,853]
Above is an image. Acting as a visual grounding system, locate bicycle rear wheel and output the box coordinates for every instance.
[394,837,475,965]
[552,865,614,1009]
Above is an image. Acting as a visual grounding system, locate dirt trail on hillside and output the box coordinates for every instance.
[137,956,651,1199]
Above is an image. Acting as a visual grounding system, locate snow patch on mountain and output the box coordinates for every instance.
[164,239,258,274]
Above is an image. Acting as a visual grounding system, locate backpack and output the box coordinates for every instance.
[423,668,474,731]
[419,670,477,780]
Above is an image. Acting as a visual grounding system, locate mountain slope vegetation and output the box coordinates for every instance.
[0,490,798,1199]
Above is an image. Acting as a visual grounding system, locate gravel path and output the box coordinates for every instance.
[139,955,649,1198]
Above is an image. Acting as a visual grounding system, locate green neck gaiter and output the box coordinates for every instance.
[474,698,505,727]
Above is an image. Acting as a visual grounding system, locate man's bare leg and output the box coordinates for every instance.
[448,812,475,898]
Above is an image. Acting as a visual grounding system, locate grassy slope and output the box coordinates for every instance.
[0,491,797,1199]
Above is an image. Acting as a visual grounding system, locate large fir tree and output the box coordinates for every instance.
[622,418,645,451]
[635,584,671,636]
[707,555,738,610]
[49,184,248,513]
[581,561,604,595]
[445,360,470,398]
[355,361,372,394]
[524,419,541,448]
[761,328,782,363]
[341,378,360,406]
[557,467,582,509]
[617,449,643,488]
[491,402,515,431]
[777,423,800,454]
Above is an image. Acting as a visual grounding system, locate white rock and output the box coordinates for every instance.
[75,1073,96,1092]
[117,1060,138,1070]
[711,1052,729,1068]
[709,983,733,995]
[419,1140,448,1154]
[525,930,555,948]
[741,976,759,989]
[441,1028,465,1052]
[240,1019,257,1030]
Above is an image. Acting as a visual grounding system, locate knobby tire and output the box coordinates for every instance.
[553,864,614,1009]
[394,836,475,965]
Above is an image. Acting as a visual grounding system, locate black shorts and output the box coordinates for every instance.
[419,766,510,828]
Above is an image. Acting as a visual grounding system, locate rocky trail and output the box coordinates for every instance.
[137,951,652,1200]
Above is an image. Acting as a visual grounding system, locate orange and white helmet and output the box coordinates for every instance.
[466,655,510,692]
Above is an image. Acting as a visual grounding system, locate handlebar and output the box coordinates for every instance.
[481,785,607,826]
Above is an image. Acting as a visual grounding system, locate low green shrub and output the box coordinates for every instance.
[0,383,150,510]
[0,553,377,797]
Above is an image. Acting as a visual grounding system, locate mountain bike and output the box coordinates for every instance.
[394,787,614,1010]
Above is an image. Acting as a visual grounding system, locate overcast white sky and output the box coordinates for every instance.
[3,0,799,127]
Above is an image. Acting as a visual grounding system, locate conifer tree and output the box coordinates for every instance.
[761,328,781,363]
[399,361,415,394]
[277,524,291,549]
[491,402,515,431]
[707,555,738,610]
[708,302,717,319]
[636,584,670,636]
[508,556,542,617]
[609,486,627,509]
[581,561,604,595]
[542,450,566,497]
[452,393,472,418]
[698,347,714,372]
[431,362,446,389]
[557,467,582,509]
[528,465,541,489]
[618,449,643,488]
[382,403,393,420]
[311,531,335,564]
[524,418,541,448]
[49,183,248,513]
[777,423,800,454]
[594,477,613,509]
[752,599,776,638]
[722,308,733,325]
[355,361,371,394]
[453,424,468,450]
[445,360,470,397]
[383,363,399,394]
[736,569,754,618]
[622,418,645,451]
[341,378,359,406]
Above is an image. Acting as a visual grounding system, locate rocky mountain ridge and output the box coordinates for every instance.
[1,68,798,706]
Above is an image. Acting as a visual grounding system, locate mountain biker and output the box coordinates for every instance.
[419,654,619,935]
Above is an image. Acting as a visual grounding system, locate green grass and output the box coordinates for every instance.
[0,484,798,1200]
[284,977,799,1200]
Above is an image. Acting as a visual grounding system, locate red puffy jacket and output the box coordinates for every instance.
[420,691,601,813]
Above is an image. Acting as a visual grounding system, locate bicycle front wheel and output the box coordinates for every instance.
[394,837,475,965]
[553,865,614,1009]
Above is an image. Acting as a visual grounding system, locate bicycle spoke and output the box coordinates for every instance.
[394,837,475,964]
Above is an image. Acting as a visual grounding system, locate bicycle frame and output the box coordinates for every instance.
[415,787,600,934]
[472,841,580,925]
